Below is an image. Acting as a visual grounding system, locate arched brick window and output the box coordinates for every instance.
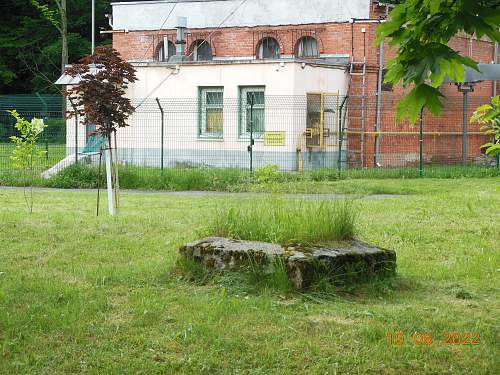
[257,37,281,59]
[295,36,319,58]
[190,40,213,61]
[157,40,176,62]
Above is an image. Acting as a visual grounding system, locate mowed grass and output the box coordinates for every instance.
[0,178,499,374]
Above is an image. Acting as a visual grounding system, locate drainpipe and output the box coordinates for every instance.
[375,39,384,167]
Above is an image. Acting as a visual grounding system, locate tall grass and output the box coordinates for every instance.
[209,198,358,244]
[1,163,498,191]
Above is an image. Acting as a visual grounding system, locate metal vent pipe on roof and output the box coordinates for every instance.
[175,16,187,57]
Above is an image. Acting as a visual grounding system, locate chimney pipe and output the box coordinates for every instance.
[174,16,187,59]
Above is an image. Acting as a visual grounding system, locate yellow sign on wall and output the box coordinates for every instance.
[264,131,286,146]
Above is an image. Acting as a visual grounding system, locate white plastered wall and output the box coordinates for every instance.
[65,61,349,169]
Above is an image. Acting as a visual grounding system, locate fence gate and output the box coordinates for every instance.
[305,92,340,149]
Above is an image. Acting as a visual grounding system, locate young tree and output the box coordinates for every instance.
[376,0,500,123]
[65,45,137,214]
[8,110,47,213]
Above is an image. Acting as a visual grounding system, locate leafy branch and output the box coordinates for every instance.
[31,0,61,33]
[376,0,500,123]
[471,96,500,158]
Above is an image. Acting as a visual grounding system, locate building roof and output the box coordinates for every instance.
[110,0,371,31]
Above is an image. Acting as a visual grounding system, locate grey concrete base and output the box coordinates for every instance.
[67,147,345,171]
[180,237,397,289]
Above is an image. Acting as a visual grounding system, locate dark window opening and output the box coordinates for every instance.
[296,36,319,58]
[191,40,213,61]
[158,40,176,62]
[257,37,280,59]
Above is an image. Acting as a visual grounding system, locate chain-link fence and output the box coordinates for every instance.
[342,95,499,170]
[0,95,66,174]
[0,94,498,180]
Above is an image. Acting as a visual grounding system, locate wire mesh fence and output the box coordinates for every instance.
[0,95,67,175]
[0,94,498,182]
[343,95,499,170]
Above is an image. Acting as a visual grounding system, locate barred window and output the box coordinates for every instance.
[199,87,224,138]
[239,87,265,138]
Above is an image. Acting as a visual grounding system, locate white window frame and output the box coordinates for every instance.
[199,87,224,139]
[239,86,265,139]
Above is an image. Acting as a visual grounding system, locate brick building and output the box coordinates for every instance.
[83,0,498,169]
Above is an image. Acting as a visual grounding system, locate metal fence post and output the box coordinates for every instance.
[462,91,469,165]
[338,95,348,176]
[156,98,165,171]
[419,106,424,177]
[248,93,255,173]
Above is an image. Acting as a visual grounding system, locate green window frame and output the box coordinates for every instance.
[198,87,224,138]
[238,86,265,139]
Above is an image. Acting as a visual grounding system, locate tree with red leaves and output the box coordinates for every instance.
[65,45,137,215]
[65,45,137,139]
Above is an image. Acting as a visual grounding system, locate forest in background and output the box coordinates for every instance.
[0,0,113,95]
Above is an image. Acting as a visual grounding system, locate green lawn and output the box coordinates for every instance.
[0,178,499,374]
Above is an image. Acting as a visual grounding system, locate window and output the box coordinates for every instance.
[257,37,280,59]
[239,87,265,138]
[296,36,319,58]
[191,40,213,61]
[158,39,176,62]
[199,87,224,138]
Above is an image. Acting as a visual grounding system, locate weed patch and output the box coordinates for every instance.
[209,197,358,244]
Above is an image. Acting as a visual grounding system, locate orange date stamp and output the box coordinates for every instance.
[387,331,481,346]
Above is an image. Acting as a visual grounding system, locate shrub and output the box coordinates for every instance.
[255,164,280,184]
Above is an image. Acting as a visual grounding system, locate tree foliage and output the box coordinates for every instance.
[9,110,47,169]
[65,45,137,138]
[471,96,500,157]
[0,0,110,94]
[376,0,500,123]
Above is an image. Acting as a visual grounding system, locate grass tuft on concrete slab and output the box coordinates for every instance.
[209,198,358,244]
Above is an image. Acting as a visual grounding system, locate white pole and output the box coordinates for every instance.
[92,0,95,54]
[105,148,115,215]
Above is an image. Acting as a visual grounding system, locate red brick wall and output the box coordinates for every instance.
[114,23,370,61]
